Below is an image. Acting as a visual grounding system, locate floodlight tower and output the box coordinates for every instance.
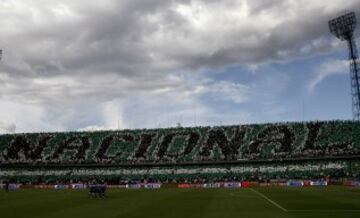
[329,12,360,121]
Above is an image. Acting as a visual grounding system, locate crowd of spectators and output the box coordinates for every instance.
[1,159,359,184]
[0,120,359,184]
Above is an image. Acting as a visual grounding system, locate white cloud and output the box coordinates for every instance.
[0,121,16,134]
[77,125,107,132]
[308,59,348,92]
[201,81,250,104]
[0,0,359,132]
[0,99,48,133]
[102,100,127,130]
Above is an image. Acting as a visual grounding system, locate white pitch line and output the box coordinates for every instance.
[289,210,360,212]
[250,188,288,212]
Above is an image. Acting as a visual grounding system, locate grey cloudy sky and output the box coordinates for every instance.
[0,0,359,133]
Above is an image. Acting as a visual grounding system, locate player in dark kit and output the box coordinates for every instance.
[4,181,9,192]
[89,184,106,197]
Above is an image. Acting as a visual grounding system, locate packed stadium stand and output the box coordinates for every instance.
[0,120,359,183]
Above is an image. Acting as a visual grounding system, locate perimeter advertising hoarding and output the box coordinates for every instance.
[34,184,53,189]
[0,183,20,189]
[144,183,161,189]
[287,181,304,187]
[203,183,221,188]
[310,181,328,186]
[277,182,287,187]
[71,183,87,189]
[54,184,68,189]
[178,184,191,188]
[223,182,241,188]
[303,180,311,186]
[241,181,250,188]
[106,185,126,188]
[192,184,204,188]
[9,183,20,189]
[126,183,141,189]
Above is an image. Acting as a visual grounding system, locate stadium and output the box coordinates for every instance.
[1,1,360,218]
[1,120,360,217]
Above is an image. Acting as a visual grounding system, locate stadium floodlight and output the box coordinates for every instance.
[329,12,360,121]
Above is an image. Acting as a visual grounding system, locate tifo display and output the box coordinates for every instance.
[0,120,358,164]
[0,120,359,183]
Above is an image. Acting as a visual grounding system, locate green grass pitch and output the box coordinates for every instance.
[1,186,360,218]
